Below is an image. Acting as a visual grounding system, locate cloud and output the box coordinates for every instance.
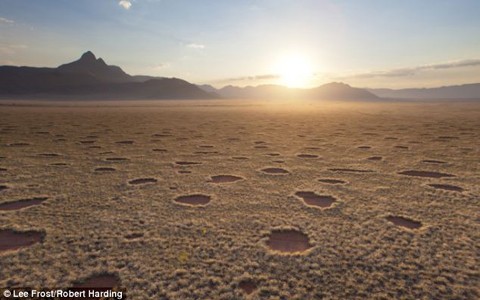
[0,44,27,55]
[338,68,415,79]
[186,43,205,49]
[152,63,169,70]
[422,59,480,70]
[336,59,480,80]
[118,0,132,10]
[216,74,280,83]
[0,17,14,24]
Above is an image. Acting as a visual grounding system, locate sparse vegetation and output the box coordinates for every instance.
[0,101,478,299]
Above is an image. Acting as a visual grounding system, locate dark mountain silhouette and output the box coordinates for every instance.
[57,51,131,83]
[132,75,160,82]
[197,84,218,94]
[0,66,100,94]
[368,83,480,99]
[306,82,378,100]
[0,51,217,100]
[200,82,379,100]
[217,85,290,99]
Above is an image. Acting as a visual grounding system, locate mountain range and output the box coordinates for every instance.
[0,51,478,100]
[198,82,378,100]
[0,51,216,100]
[368,83,480,99]
[200,83,480,100]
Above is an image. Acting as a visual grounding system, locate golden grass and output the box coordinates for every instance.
[0,100,479,299]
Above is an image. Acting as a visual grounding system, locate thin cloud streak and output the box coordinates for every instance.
[152,63,170,70]
[424,59,480,70]
[0,17,14,24]
[335,59,480,80]
[0,44,27,56]
[186,43,205,49]
[215,74,280,84]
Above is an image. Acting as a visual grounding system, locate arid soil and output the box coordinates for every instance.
[0,100,479,299]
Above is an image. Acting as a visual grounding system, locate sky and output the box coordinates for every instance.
[1,0,480,88]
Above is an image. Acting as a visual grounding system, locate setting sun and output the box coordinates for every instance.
[276,54,314,88]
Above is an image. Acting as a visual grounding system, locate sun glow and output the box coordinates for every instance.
[276,54,314,88]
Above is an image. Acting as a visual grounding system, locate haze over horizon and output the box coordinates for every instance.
[1,0,480,89]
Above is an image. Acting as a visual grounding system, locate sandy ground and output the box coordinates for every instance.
[0,99,479,299]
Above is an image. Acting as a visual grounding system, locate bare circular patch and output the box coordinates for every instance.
[115,140,134,144]
[194,151,218,155]
[266,153,280,157]
[266,229,312,254]
[239,279,257,295]
[174,194,211,206]
[152,133,173,138]
[297,154,319,158]
[422,160,447,164]
[106,157,129,161]
[0,197,48,211]
[210,175,243,183]
[73,273,121,289]
[329,168,373,173]
[38,153,60,157]
[175,161,201,165]
[232,156,249,160]
[318,179,346,184]
[128,178,158,185]
[261,168,289,175]
[0,229,45,253]
[428,184,463,192]
[125,233,144,240]
[386,216,422,229]
[295,191,336,208]
[398,170,455,178]
[95,167,116,172]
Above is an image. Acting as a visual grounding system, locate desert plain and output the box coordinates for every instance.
[0,99,479,299]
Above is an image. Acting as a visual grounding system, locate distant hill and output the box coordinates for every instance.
[368,83,480,99]
[306,82,378,100]
[57,51,131,83]
[0,51,217,100]
[217,85,292,99]
[197,84,218,94]
[199,82,379,100]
